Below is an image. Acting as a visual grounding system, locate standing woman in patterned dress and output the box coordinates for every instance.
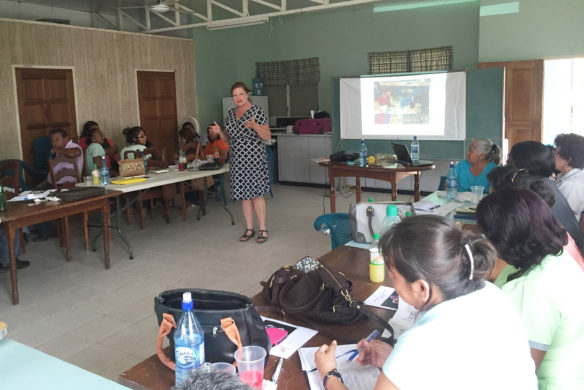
[209,82,272,243]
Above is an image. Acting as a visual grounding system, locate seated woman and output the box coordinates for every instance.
[84,127,107,176]
[554,133,584,222]
[315,215,536,390]
[78,121,119,171]
[120,126,162,168]
[204,123,229,164]
[451,138,501,192]
[499,140,584,255]
[476,188,584,389]
[176,127,204,162]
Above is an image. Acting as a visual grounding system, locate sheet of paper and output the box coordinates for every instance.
[363,286,398,310]
[382,297,419,340]
[413,199,439,211]
[8,189,56,202]
[261,316,318,359]
[298,345,380,390]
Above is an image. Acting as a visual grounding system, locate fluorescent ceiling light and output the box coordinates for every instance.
[207,16,269,30]
[374,0,477,13]
[479,1,519,17]
[151,3,170,13]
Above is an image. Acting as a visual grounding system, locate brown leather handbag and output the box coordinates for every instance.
[261,257,363,325]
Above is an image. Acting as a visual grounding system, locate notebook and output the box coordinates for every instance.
[391,143,434,166]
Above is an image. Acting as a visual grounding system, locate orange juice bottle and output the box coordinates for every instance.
[369,233,385,283]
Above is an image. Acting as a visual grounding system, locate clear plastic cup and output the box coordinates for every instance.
[471,186,484,204]
[211,362,236,375]
[234,346,266,390]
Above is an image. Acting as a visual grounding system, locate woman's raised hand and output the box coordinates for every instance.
[208,121,222,136]
[315,340,339,378]
[355,339,394,369]
[244,116,258,131]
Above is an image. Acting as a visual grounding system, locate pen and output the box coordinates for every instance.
[348,329,379,361]
[271,357,284,384]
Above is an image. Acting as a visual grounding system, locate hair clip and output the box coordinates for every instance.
[464,243,474,280]
[511,168,528,183]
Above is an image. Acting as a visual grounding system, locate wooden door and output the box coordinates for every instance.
[15,68,77,166]
[478,60,543,150]
[137,71,178,159]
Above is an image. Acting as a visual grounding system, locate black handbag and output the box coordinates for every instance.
[154,289,271,364]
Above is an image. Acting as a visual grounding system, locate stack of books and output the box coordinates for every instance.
[453,206,477,224]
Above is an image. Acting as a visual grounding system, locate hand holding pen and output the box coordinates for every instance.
[349,329,395,369]
[348,329,379,361]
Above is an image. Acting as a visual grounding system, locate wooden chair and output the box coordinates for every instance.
[0,160,26,253]
[121,149,170,229]
[48,157,90,253]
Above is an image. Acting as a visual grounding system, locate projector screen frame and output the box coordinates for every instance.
[339,70,467,141]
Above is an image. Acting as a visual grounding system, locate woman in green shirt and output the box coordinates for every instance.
[477,187,584,389]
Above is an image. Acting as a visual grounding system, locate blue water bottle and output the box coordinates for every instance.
[359,140,368,167]
[446,161,458,201]
[100,156,110,185]
[174,292,205,386]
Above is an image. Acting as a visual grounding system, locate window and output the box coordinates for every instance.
[368,46,453,74]
[543,57,584,144]
[256,58,320,118]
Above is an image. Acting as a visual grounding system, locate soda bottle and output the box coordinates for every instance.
[174,292,205,386]
[0,183,7,212]
[359,140,367,167]
[92,163,100,185]
[369,233,384,283]
[178,150,186,171]
[411,136,420,161]
[446,161,458,201]
[100,156,110,185]
[381,204,401,235]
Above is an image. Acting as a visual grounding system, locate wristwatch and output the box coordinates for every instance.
[323,369,344,389]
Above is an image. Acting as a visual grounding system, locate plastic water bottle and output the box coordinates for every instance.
[369,233,384,283]
[446,161,458,201]
[381,204,401,235]
[0,183,7,212]
[359,139,367,167]
[142,151,149,174]
[174,292,205,386]
[411,136,419,161]
[99,157,110,185]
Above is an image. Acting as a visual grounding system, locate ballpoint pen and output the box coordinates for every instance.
[271,357,284,384]
[348,329,379,361]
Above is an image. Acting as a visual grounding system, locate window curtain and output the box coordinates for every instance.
[256,57,320,86]
[368,46,453,74]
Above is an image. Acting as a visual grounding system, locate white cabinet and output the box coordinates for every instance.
[277,134,332,184]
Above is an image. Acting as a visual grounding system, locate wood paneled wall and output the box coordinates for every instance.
[0,18,196,159]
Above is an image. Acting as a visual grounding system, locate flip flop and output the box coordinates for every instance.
[257,229,268,244]
[240,228,255,242]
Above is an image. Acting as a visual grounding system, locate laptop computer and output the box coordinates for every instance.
[391,143,434,166]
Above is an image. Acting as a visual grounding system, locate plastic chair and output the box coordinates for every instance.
[313,213,352,250]
[0,159,46,191]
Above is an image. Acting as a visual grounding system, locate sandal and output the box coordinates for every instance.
[240,228,255,242]
[257,229,269,244]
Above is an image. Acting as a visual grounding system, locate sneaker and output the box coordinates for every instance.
[0,259,31,273]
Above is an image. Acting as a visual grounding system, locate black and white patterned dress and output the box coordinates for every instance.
[226,105,271,200]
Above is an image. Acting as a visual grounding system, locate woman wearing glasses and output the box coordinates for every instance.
[120,126,162,167]
[449,138,501,193]
[553,133,584,223]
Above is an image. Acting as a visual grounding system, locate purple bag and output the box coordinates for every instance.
[293,118,332,134]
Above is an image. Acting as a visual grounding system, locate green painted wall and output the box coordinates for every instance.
[479,0,584,62]
[192,2,480,128]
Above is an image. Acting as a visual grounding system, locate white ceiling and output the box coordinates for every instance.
[0,0,419,35]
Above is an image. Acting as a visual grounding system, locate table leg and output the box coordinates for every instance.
[356,176,362,203]
[179,182,187,221]
[114,195,134,260]
[64,217,72,261]
[102,200,111,269]
[218,173,235,225]
[329,173,336,213]
[391,176,398,201]
[6,225,19,304]
[414,173,421,201]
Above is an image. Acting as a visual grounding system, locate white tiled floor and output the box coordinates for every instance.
[0,183,409,382]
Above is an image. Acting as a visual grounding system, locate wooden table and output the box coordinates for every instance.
[119,245,391,390]
[319,161,435,212]
[0,190,121,304]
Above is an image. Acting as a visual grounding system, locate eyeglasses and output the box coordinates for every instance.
[135,135,146,139]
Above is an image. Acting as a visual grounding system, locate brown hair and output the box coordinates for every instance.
[231,81,251,95]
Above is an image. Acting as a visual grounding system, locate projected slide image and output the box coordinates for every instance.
[373,80,430,125]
